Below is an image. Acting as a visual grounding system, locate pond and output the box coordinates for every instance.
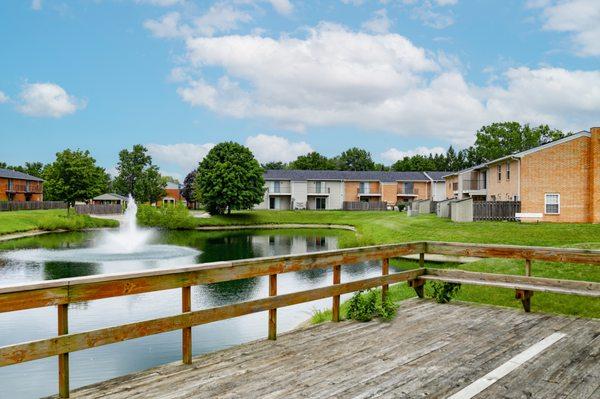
[0,228,400,398]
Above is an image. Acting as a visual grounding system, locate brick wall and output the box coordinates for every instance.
[487,159,519,201]
[381,183,397,204]
[520,136,591,223]
[591,127,600,223]
[344,181,359,202]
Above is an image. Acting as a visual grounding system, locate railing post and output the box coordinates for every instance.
[381,258,389,301]
[58,304,69,398]
[525,259,532,276]
[268,274,277,340]
[182,286,192,364]
[518,259,533,312]
[419,252,425,268]
[332,265,341,322]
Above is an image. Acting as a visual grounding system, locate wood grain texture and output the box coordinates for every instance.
[51,300,600,399]
[181,286,191,365]
[332,265,341,323]
[0,269,426,366]
[57,304,69,398]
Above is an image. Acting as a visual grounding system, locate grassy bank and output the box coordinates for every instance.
[0,209,118,235]
[139,206,600,319]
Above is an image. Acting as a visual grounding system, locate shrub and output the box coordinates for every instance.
[136,203,196,229]
[347,289,399,322]
[35,214,117,231]
[429,281,461,304]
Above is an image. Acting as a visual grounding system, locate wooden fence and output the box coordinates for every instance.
[0,201,67,212]
[342,201,388,211]
[473,201,521,221]
[0,241,599,398]
[74,204,123,215]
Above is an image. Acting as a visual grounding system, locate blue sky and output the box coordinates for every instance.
[1,0,599,179]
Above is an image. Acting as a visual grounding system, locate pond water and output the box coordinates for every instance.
[0,228,398,398]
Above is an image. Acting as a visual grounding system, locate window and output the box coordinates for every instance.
[315,181,322,193]
[497,165,502,181]
[506,161,511,181]
[545,194,560,214]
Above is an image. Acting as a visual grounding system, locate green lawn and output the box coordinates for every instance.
[0,209,118,235]
[188,210,600,320]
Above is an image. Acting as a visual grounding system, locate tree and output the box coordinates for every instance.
[471,122,565,162]
[113,144,166,203]
[163,175,180,184]
[262,161,287,170]
[338,147,375,171]
[195,142,264,215]
[43,149,109,208]
[288,152,334,170]
[181,170,197,203]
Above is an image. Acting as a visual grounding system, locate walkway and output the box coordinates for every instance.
[60,299,599,398]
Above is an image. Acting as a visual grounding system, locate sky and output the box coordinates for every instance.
[1,0,599,180]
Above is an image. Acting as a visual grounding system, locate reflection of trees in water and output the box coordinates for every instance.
[43,262,101,280]
[295,268,327,284]
[200,277,260,307]
[0,231,90,251]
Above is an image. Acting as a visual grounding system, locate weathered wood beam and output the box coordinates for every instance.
[425,242,600,265]
[0,269,425,367]
[181,286,191,365]
[332,265,341,322]
[422,269,600,297]
[0,242,425,313]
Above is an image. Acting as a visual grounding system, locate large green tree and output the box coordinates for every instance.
[262,161,287,170]
[195,142,264,215]
[338,147,375,171]
[181,170,197,203]
[113,144,166,202]
[470,122,565,163]
[288,152,334,170]
[44,149,110,208]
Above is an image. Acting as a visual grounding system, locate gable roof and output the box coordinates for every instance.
[423,171,451,182]
[0,168,44,182]
[93,193,128,201]
[263,170,431,182]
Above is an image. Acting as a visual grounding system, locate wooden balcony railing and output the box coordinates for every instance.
[397,186,419,196]
[2,182,42,193]
[357,187,381,195]
[0,242,598,397]
[463,179,486,191]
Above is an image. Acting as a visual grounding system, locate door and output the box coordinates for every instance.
[316,197,326,210]
[269,197,276,209]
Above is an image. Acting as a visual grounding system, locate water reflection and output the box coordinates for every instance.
[0,228,392,399]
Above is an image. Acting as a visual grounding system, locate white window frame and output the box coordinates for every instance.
[544,193,560,215]
[506,161,511,181]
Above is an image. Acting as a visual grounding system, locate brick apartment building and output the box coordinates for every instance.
[445,127,600,223]
[0,168,43,202]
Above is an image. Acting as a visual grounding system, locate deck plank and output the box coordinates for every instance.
[55,299,599,399]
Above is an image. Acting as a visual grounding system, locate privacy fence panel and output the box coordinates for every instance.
[75,204,123,215]
[473,201,521,221]
[0,201,67,212]
[342,201,387,211]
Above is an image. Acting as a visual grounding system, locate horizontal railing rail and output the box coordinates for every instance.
[0,241,599,398]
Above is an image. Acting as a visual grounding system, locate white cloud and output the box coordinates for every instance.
[362,9,391,34]
[152,21,600,145]
[381,146,445,163]
[531,0,600,57]
[31,0,42,11]
[267,0,293,15]
[135,0,184,6]
[0,91,8,103]
[435,0,457,5]
[144,4,252,38]
[146,143,215,171]
[17,83,85,118]
[245,134,313,163]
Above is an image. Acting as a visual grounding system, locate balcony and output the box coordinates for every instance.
[307,185,331,195]
[452,182,459,192]
[397,186,419,196]
[267,183,291,195]
[462,180,487,191]
[4,182,43,193]
[357,187,381,196]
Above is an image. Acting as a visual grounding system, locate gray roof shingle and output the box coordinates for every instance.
[263,170,431,182]
[423,171,451,182]
[0,168,44,181]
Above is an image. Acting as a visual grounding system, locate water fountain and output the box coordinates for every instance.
[4,195,199,263]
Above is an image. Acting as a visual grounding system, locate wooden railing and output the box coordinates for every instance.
[0,241,599,398]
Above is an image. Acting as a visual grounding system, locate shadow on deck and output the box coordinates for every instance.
[60,300,599,399]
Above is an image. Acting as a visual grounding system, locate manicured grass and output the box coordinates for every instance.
[0,209,118,235]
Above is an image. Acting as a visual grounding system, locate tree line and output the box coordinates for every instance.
[1,145,172,208]
[261,122,567,172]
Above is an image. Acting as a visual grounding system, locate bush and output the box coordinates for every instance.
[347,289,399,322]
[396,201,409,212]
[35,214,117,231]
[137,203,196,229]
[429,281,461,304]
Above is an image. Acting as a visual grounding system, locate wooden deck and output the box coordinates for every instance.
[60,300,599,399]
